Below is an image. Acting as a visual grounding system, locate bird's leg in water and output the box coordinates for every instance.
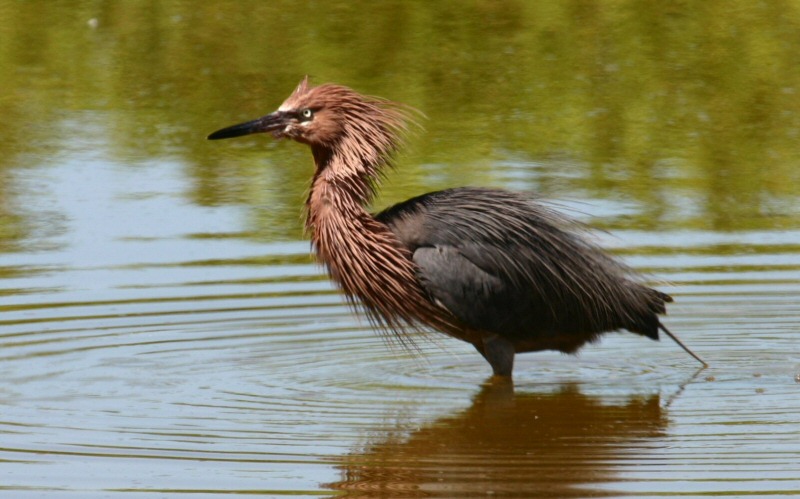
[478,334,515,377]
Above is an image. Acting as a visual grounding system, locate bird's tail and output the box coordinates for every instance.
[659,323,708,367]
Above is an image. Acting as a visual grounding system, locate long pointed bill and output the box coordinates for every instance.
[207,111,288,140]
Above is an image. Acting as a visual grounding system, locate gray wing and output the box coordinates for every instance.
[411,244,540,337]
[376,187,666,341]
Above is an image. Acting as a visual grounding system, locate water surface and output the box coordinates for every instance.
[1,1,799,497]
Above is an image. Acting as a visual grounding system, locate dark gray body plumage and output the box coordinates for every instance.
[377,187,670,356]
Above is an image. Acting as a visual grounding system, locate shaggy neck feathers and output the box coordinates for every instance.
[300,94,456,340]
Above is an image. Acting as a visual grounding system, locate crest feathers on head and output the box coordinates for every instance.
[294,75,311,97]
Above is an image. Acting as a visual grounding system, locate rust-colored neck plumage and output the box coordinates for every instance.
[290,82,456,341]
[296,82,410,226]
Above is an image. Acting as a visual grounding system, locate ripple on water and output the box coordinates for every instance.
[1,230,800,497]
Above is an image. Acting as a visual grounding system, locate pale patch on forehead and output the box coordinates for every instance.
[278,93,306,112]
[278,79,313,112]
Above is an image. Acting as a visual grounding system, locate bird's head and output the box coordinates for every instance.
[208,76,412,157]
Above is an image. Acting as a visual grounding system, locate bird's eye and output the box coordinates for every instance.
[299,108,314,121]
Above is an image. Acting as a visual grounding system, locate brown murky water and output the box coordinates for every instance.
[1,2,799,497]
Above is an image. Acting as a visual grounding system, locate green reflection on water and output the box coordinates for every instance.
[0,0,798,247]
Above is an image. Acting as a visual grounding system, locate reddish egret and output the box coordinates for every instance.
[208,77,706,377]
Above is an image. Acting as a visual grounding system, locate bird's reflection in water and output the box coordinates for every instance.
[327,382,667,497]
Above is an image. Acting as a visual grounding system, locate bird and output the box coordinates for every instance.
[208,77,706,378]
